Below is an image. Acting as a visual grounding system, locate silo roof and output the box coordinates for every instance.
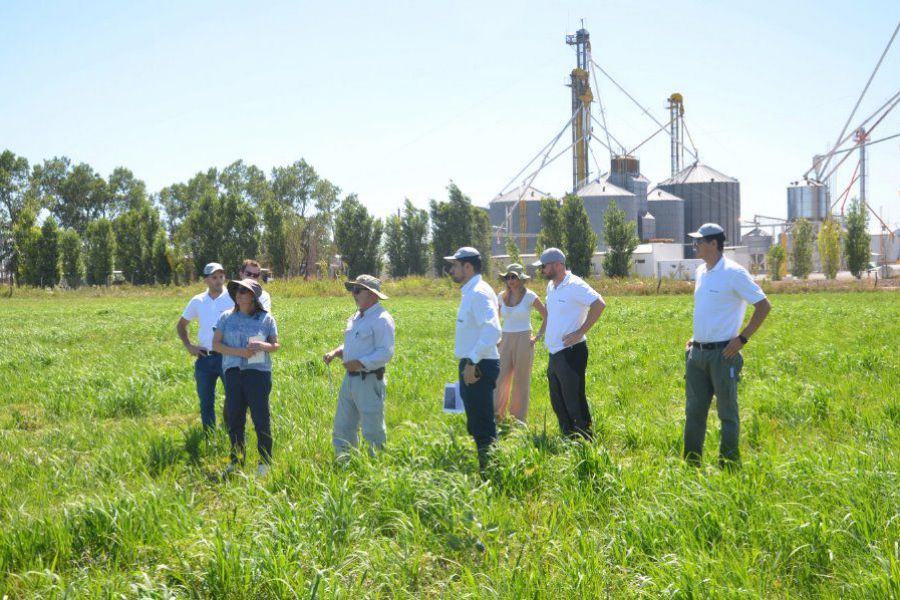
[490,185,551,205]
[658,163,738,185]
[577,178,635,197]
[646,187,684,202]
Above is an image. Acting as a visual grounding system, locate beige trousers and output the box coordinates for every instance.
[494,330,534,422]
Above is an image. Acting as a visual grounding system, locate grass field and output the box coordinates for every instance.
[1,290,898,597]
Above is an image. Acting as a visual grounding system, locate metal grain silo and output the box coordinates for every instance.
[657,163,741,252]
[577,179,637,250]
[646,187,685,243]
[787,180,829,222]
[608,155,651,239]
[488,185,549,255]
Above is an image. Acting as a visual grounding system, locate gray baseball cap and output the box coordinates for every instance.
[203,262,225,276]
[532,247,566,267]
[688,223,725,238]
[444,246,481,261]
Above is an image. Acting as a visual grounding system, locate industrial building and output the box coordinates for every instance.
[787,180,830,222]
[488,185,549,255]
[577,177,637,249]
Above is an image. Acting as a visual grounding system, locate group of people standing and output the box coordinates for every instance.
[176,221,771,477]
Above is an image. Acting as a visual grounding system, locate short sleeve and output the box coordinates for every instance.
[181,298,199,321]
[525,289,538,306]
[573,280,603,306]
[266,314,278,339]
[731,268,766,304]
[214,310,229,332]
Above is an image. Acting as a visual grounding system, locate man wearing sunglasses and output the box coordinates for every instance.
[176,262,235,429]
[323,274,395,459]
[239,259,271,313]
[684,223,771,468]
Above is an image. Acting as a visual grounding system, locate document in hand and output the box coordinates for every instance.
[247,335,265,364]
[443,382,464,413]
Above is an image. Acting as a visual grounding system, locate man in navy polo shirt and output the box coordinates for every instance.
[176,262,235,429]
[684,223,771,467]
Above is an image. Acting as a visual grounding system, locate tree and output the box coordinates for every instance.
[430,182,489,275]
[12,207,40,285]
[790,218,814,279]
[536,197,564,253]
[107,167,147,217]
[114,202,161,284]
[334,195,383,277]
[271,159,319,217]
[36,217,61,287]
[817,218,842,280]
[562,194,598,277]
[384,214,405,277]
[36,158,109,234]
[843,197,870,279]
[85,219,116,285]
[0,150,34,280]
[151,229,173,284]
[59,229,84,286]
[601,201,638,278]
[767,243,787,281]
[400,199,430,276]
[505,236,521,265]
[261,200,287,277]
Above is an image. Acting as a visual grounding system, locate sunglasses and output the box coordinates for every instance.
[236,288,253,295]
[351,287,366,296]
[503,275,519,281]
[243,271,261,278]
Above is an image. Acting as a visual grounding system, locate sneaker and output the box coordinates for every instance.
[255,463,269,478]
[221,461,239,480]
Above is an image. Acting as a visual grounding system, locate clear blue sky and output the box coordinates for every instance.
[2,1,898,232]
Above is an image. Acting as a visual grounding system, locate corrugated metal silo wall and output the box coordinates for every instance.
[659,181,740,254]
[489,201,545,255]
[582,195,638,250]
[648,199,684,243]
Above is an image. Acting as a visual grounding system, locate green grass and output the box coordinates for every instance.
[0,292,897,598]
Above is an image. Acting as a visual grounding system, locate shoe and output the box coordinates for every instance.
[221,461,239,480]
[255,463,269,478]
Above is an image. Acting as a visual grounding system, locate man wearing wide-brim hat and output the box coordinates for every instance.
[324,274,396,458]
[683,223,771,468]
[445,246,502,471]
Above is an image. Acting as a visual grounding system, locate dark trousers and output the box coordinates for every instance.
[224,368,273,464]
[458,359,500,467]
[547,342,593,439]
[195,353,224,428]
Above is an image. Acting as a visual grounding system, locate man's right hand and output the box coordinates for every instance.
[323,351,335,365]
[187,344,206,357]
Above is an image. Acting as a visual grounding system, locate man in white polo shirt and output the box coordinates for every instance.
[445,246,502,471]
[176,262,235,429]
[239,259,271,312]
[684,223,771,467]
[533,248,606,439]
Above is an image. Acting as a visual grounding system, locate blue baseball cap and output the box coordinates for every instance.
[532,247,566,267]
[444,247,481,261]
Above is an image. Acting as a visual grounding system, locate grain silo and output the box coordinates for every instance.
[646,187,685,243]
[608,155,651,240]
[488,185,549,255]
[787,180,829,222]
[577,179,637,250]
[657,163,740,252]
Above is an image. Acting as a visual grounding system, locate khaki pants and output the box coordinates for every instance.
[494,330,535,422]
[333,373,386,457]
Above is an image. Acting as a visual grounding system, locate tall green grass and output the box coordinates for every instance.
[0,292,897,597]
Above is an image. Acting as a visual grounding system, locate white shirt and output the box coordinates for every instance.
[181,289,234,351]
[498,289,538,333]
[342,302,396,371]
[544,272,603,354]
[454,274,502,363]
[693,256,766,343]
[259,289,271,313]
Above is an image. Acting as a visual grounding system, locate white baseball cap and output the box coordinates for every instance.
[687,223,725,239]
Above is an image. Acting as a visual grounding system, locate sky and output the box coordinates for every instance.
[2,1,898,232]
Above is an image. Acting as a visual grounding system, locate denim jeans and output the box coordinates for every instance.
[195,353,224,428]
[224,368,273,465]
[458,358,500,468]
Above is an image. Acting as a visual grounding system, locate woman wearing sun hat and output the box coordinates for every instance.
[212,277,280,477]
[494,263,547,423]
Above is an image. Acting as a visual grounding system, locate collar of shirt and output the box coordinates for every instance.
[461,274,482,296]
[355,302,383,320]
[549,271,572,292]
[701,256,725,275]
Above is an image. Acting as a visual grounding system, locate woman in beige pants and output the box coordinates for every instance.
[494,263,547,423]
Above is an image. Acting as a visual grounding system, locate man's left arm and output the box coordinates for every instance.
[561,298,605,348]
[723,298,771,358]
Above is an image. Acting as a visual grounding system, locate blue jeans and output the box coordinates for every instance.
[224,368,273,464]
[195,353,224,428]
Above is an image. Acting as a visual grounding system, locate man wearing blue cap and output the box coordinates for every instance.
[445,246,502,470]
[176,262,235,428]
[533,248,605,439]
[684,223,771,467]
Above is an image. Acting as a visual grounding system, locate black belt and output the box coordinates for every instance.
[691,340,729,350]
[208,350,221,357]
[348,367,385,380]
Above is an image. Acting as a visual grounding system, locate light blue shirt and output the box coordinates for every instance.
[454,274,501,363]
[342,302,395,371]
[214,309,278,372]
